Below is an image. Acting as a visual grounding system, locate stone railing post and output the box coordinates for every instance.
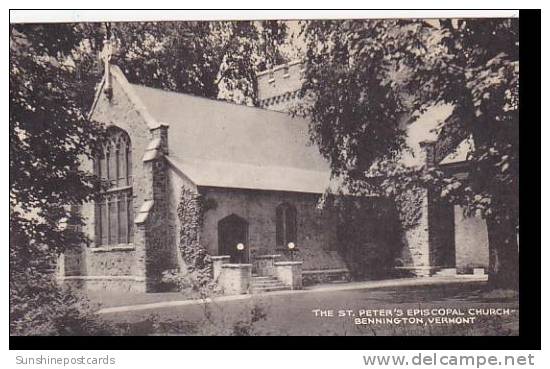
[254,254,281,277]
[219,264,252,295]
[274,261,303,290]
[211,255,230,281]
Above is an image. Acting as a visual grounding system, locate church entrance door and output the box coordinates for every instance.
[218,214,249,263]
[430,201,456,268]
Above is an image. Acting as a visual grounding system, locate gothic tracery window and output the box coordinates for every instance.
[276,202,297,247]
[94,127,133,246]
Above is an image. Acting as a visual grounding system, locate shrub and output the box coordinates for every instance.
[9,217,119,336]
[10,271,119,336]
[161,268,222,299]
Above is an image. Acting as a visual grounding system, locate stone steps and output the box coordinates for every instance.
[251,285,289,293]
[250,275,290,293]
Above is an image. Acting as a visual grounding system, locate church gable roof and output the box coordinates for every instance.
[128,83,331,193]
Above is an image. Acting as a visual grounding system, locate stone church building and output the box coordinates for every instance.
[58,54,489,293]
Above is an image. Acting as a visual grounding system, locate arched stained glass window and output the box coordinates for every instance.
[94,127,133,246]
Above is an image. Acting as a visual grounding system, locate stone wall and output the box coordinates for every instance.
[61,275,147,293]
[199,187,347,271]
[254,254,280,277]
[454,206,490,272]
[198,187,400,280]
[219,264,252,295]
[165,166,189,270]
[274,261,303,290]
[70,69,174,292]
[84,246,144,276]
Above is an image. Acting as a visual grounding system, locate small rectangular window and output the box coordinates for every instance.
[276,203,297,247]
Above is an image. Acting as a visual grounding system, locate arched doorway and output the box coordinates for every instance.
[218,214,249,263]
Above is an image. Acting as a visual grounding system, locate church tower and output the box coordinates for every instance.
[257,60,305,112]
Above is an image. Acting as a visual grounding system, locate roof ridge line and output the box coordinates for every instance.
[130,83,300,117]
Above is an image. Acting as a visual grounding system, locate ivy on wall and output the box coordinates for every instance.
[331,196,403,279]
[393,187,425,230]
[175,186,212,287]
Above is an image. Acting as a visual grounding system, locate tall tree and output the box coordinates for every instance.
[301,19,519,289]
[256,20,290,71]
[72,21,289,106]
[10,23,104,262]
[10,23,106,334]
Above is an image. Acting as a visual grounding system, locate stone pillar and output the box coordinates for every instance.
[140,125,171,292]
[219,264,252,295]
[398,140,435,278]
[150,123,169,155]
[274,261,303,290]
[211,255,230,281]
[398,188,431,277]
[254,254,281,277]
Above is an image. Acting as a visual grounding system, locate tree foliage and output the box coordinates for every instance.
[301,19,519,288]
[10,24,104,262]
[10,23,108,334]
[71,21,290,106]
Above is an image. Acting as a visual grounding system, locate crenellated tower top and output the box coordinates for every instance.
[256,60,305,112]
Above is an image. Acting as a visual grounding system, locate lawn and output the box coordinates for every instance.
[95,281,519,336]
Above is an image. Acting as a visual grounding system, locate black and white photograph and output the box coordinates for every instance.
[9,10,526,341]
